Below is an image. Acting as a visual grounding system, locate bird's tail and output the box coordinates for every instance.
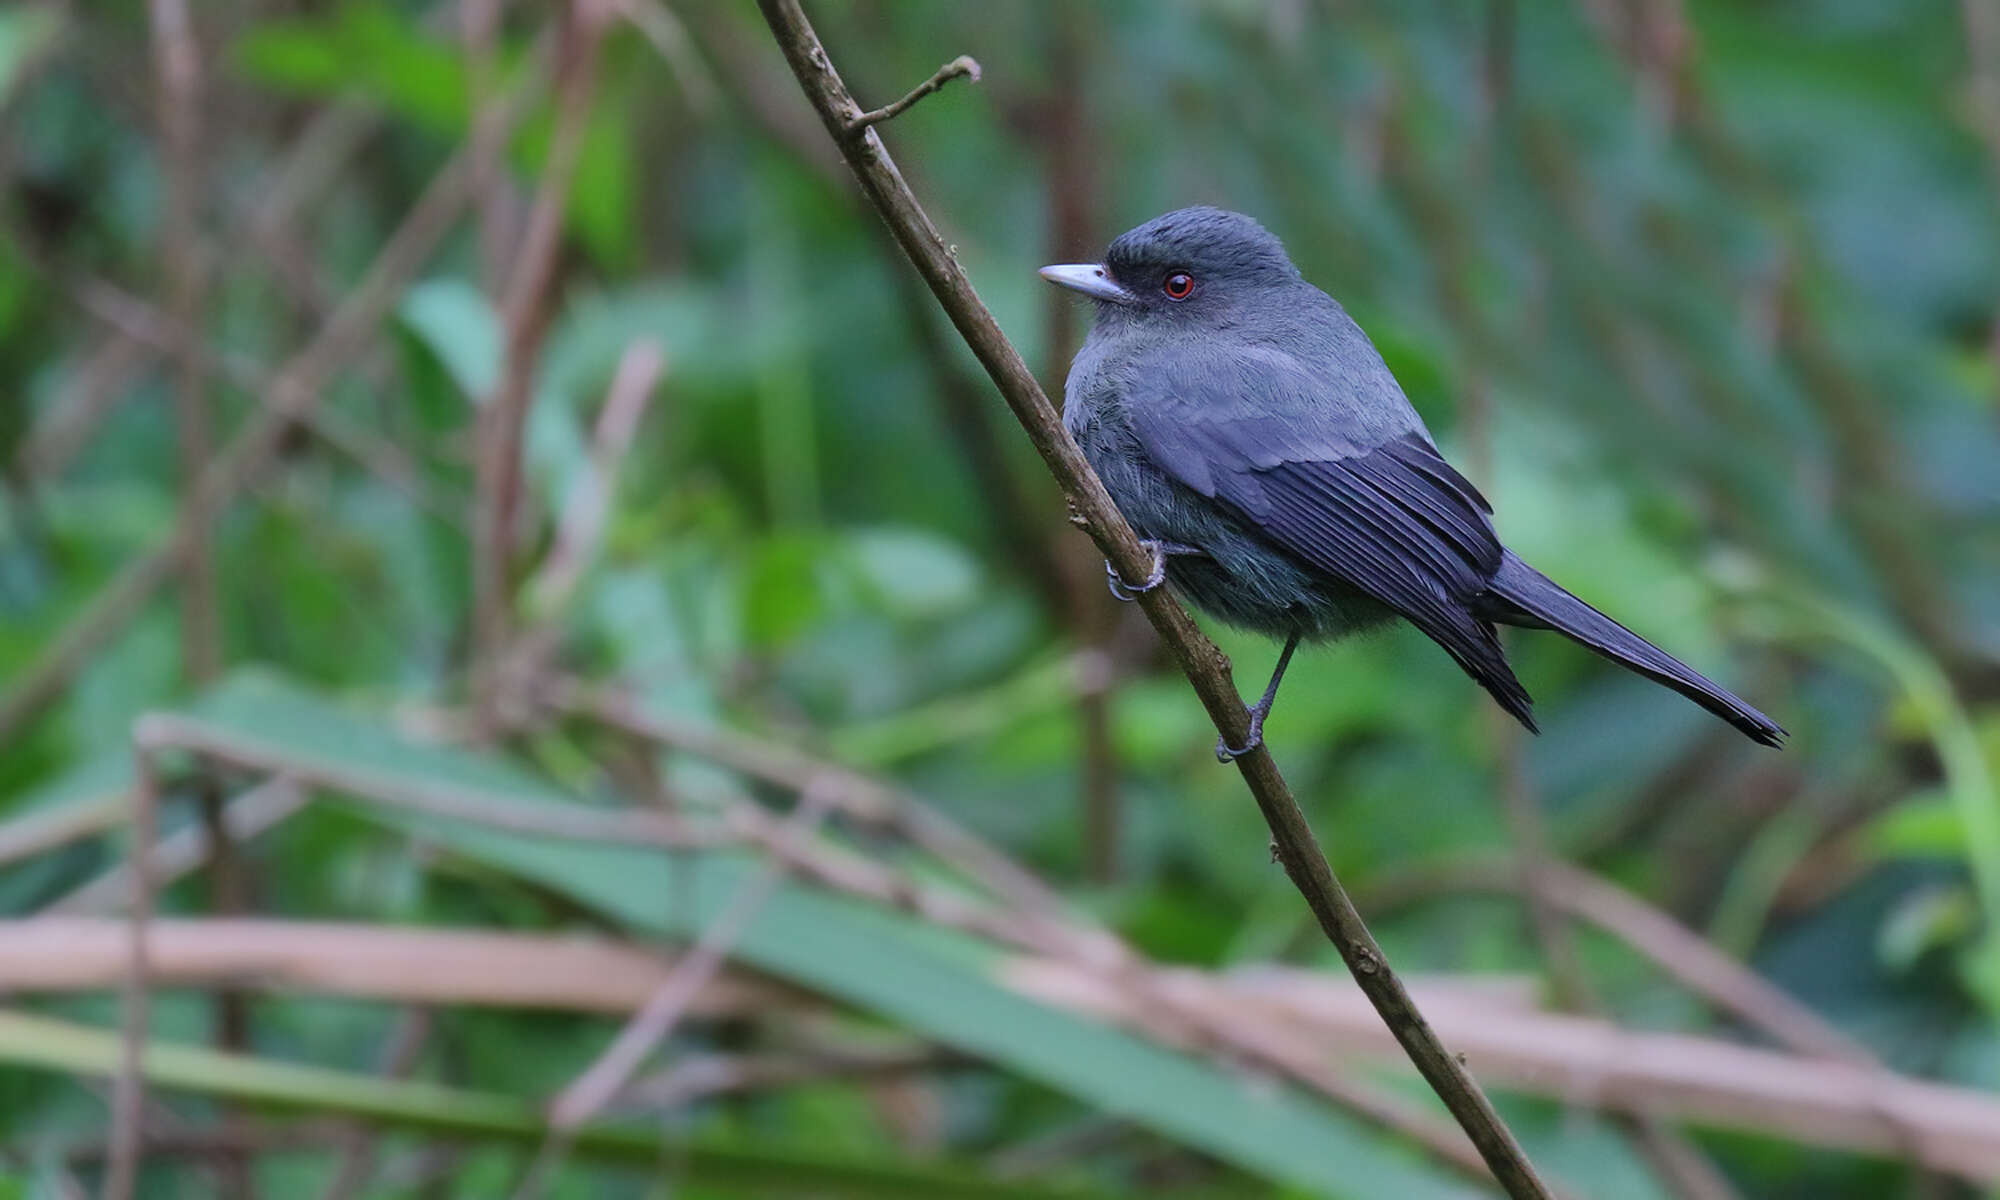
[1478,552,1785,748]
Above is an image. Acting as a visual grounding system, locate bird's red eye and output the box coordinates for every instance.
[1163,271,1194,300]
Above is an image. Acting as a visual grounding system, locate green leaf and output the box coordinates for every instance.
[743,533,827,648]
[845,527,983,620]
[399,278,503,402]
[232,2,467,133]
[1876,885,1976,973]
[1861,790,1963,860]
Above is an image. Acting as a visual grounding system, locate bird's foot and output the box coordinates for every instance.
[1105,540,1202,602]
[1215,703,1270,763]
[1105,540,1167,602]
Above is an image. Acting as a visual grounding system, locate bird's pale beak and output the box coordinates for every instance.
[1038,262,1137,306]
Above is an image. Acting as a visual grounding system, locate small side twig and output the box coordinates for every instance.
[845,55,980,136]
[523,339,667,621]
[48,777,307,916]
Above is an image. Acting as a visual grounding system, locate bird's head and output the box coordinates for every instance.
[1039,206,1301,322]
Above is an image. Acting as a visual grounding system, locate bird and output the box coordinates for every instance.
[1040,206,1784,761]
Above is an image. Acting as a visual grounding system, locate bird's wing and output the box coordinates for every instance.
[1123,344,1534,725]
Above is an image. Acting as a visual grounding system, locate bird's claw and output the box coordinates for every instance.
[1215,705,1269,762]
[1105,540,1169,602]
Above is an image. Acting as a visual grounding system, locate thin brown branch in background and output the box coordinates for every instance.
[242,102,381,320]
[0,789,131,869]
[750,4,1555,1195]
[0,918,795,1016]
[461,0,513,289]
[523,340,667,622]
[472,0,615,733]
[500,337,668,742]
[105,744,162,1200]
[148,0,219,688]
[142,1,255,1127]
[1032,11,1123,884]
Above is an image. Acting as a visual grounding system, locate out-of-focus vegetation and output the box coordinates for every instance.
[2,0,1999,1196]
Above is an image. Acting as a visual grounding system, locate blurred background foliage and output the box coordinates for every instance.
[2,0,2000,1196]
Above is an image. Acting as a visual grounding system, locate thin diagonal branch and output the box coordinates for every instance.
[750,5,1556,1196]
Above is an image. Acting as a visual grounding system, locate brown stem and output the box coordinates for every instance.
[145,14,253,1116]
[105,743,163,1200]
[148,0,220,689]
[473,0,612,732]
[749,4,1556,1195]
[1034,15,1121,884]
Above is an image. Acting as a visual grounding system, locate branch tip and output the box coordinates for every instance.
[846,54,982,136]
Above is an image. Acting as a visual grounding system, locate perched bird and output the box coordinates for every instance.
[1041,206,1784,760]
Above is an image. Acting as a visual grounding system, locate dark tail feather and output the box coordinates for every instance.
[1479,552,1786,748]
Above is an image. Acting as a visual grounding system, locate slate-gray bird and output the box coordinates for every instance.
[1041,206,1784,760]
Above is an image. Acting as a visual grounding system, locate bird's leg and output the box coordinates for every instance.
[1105,540,1203,602]
[1216,632,1300,762]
